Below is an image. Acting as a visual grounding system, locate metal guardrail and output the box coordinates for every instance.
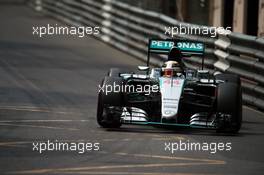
[215,33,264,110]
[28,0,264,111]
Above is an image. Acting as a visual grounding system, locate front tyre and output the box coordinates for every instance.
[97,76,123,128]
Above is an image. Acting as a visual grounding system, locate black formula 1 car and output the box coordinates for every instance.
[97,39,242,133]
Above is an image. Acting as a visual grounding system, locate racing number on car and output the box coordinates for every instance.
[163,79,180,85]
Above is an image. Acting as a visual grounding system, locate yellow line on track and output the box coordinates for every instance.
[0,123,79,130]
[114,152,224,163]
[0,119,89,123]
[51,171,215,175]
[7,151,225,174]
[8,162,225,174]
[0,106,70,114]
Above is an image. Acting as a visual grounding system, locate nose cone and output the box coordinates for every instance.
[162,109,178,118]
[162,111,177,123]
[159,77,185,122]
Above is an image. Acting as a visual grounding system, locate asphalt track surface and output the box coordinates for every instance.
[0,4,264,175]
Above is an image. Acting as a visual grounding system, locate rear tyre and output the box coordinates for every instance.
[216,82,242,133]
[97,76,123,128]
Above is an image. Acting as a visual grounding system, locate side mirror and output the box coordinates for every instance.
[138,66,149,71]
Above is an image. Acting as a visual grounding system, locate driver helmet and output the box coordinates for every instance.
[162,60,182,77]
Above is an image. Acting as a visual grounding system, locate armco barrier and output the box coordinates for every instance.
[28,0,264,111]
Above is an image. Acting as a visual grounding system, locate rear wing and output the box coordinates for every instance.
[147,39,205,68]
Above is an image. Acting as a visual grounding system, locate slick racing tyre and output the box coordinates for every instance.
[97,76,123,128]
[216,82,242,133]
